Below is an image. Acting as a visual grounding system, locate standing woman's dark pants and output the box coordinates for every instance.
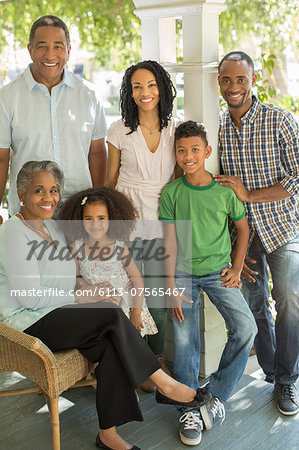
[126,238,168,355]
[24,303,161,429]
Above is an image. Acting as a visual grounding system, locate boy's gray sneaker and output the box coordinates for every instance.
[199,395,225,430]
[179,409,203,446]
[275,383,299,415]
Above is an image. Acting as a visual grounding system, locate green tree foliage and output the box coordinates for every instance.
[255,53,277,103]
[219,0,298,57]
[0,0,141,70]
[1,0,298,72]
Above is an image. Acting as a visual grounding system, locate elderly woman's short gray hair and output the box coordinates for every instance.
[16,161,64,198]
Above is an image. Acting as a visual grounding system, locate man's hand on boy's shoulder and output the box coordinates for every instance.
[213,174,250,202]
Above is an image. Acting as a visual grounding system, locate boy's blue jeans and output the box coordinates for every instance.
[172,266,257,402]
[242,234,299,384]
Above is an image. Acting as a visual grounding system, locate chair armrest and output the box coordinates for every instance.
[0,322,56,366]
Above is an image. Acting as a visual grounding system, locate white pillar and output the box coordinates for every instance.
[182,5,222,172]
[135,5,177,63]
[133,0,227,378]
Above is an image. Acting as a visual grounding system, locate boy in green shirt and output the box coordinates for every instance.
[159,121,257,446]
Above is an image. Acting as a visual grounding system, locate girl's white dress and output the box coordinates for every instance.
[74,239,157,337]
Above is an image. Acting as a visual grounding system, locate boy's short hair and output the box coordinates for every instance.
[174,121,208,147]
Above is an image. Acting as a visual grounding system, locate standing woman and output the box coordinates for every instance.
[106,60,182,391]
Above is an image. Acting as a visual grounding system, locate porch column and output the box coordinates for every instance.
[133,0,227,379]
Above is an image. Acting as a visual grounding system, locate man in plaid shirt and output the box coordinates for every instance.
[215,51,298,416]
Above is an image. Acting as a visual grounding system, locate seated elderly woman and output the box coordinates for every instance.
[0,161,206,450]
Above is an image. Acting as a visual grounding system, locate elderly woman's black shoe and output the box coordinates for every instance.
[155,387,211,408]
[95,433,141,449]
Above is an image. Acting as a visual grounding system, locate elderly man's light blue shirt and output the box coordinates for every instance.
[0,65,107,215]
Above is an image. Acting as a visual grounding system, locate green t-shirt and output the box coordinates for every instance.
[159,175,245,276]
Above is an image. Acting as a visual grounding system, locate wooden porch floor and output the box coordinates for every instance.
[0,365,298,450]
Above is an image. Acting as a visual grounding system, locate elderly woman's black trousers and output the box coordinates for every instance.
[25,303,160,429]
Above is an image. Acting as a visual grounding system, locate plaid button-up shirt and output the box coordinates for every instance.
[219,96,299,253]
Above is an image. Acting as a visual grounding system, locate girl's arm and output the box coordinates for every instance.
[105,142,121,187]
[121,244,144,307]
[220,216,250,288]
[121,244,144,331]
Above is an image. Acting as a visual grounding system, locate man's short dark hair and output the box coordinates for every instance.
[175,121,208,147]
[29,15,70,48]
[218,51,254,74]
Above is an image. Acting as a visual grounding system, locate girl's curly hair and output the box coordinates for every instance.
[58,187,138,242]
[120,60,176,134]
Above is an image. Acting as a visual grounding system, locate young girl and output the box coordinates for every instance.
[59,186,157,337]
[106,60,182,390]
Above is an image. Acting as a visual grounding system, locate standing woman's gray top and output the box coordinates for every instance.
[0,216,76,331]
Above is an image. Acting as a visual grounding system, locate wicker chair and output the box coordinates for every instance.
[0,321,96,450]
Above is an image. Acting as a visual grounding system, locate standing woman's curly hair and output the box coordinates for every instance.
[120,60,176,134]
[58,187,138,242]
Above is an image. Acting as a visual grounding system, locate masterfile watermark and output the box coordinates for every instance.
[10,287,186,299]
[25,238,169,265]
[10,287,100,298]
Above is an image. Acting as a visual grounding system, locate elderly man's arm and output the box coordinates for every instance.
[88,138,107,186]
